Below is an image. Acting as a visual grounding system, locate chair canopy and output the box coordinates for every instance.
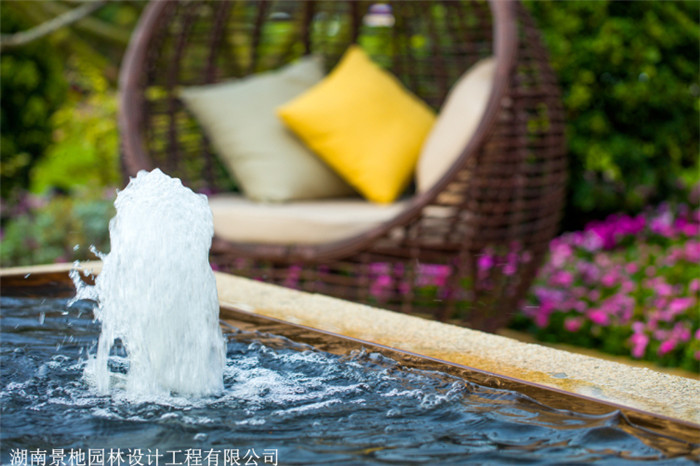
[119,0,567,331]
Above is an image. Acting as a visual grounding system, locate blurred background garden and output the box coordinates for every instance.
[1,1,698,373]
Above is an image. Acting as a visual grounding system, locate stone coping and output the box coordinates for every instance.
[2,262,699,425]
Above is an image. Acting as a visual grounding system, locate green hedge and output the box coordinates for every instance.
[0,5,66,202]
[526,1,700,230]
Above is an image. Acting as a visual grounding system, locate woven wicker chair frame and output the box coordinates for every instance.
[119,0,566,332]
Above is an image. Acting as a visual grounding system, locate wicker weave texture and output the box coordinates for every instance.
[119,0,566,331]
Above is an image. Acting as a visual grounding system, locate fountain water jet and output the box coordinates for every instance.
[71,169,225,397]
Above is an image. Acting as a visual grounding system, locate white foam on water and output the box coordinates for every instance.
[71,169,225,398]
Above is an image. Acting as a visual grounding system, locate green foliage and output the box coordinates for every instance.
[30,56,121,194]
[0,5,67,201]
[525,1,700,230]
[0,190,114,267]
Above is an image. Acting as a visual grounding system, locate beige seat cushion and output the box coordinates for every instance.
[180,56,354,202]
[416,58,495,192]
[208,194,407,245]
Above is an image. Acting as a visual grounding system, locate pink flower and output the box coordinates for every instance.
[532,300,556,328]
[370,274,392,301]
[629,332,649,359]
[652,297,668,313]
[564,317,583,332]
[582,232,604,252]
[417,264,449,287]
[689,279,700,293]
[534,310,550,328]
[684,241,700,262]
[656,282,674,297]
[621,280,636,293]
[588,289,601,302]
[675,217,700,237]
[283,265,302,288]
[550,243,573,267]
[535,287,565,305]
[657,310,674,324]
[668,297,694,314]
[658,339,677,356]
[588,309,609,326]
[682,223,699,236]
[625,263,639,275]
[579,263,601,284]
[550,270,574,287]
[376,275,392,287]
[594,253,612,268]
[477,253,494,271]
[651,212,674,237]
[646,317,659,332]
[601,271,619,288]
[672,323,692,343]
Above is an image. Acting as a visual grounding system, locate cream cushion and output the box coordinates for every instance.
[416,58,496,192]
[208,194,407,245]
[180,56,354,202]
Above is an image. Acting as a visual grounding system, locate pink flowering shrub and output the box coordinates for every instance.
[511,203,700,373]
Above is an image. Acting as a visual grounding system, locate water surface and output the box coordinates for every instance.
[1,297,695,465]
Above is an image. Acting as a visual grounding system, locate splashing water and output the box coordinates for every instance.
[71,169,225,397]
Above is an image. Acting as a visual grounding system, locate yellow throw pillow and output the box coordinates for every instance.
[277,46,435,203]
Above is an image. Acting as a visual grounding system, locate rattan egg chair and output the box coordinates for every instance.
[119,0,566,332]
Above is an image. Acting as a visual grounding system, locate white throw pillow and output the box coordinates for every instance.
[415,58,495,192]
[180,56,355,202]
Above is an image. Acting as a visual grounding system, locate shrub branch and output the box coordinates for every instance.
[0,0,108,52]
